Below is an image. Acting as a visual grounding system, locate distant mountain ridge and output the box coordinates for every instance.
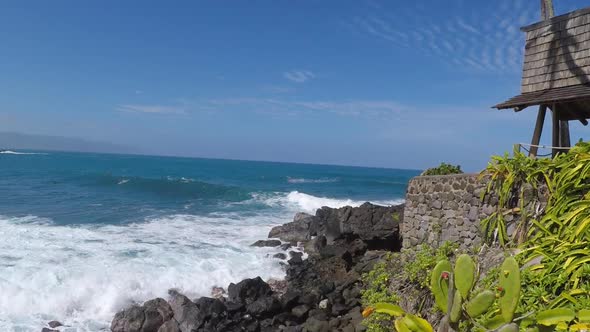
[0,132,136,154]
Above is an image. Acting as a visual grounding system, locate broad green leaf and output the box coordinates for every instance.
[536,308,576,326]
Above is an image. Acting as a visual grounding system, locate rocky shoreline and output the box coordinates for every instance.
[107,202,404,332]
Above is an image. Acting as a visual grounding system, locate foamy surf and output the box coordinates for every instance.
[255,191,404,214]
[0,150,47,155]
[286,177,339,184]
[0,214,286,331]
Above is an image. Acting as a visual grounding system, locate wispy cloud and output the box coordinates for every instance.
[206,97,406,117]
[283,70,315,83]
[350,0,540,73]
[261,85,295,94]
[117,104,186,114]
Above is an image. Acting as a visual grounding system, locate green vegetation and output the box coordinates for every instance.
[360,243,457,332]
[480,146,551,246]
[404,242,457,289]
[362,142,590,331]
[481,142,590,310]
[421,162,463,176]
[366,254,590,331]
[361,253,401,306]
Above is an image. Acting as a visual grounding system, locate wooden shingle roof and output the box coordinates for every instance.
[495,84,590,110]
[520,7,590,94]
[495,6,590,118]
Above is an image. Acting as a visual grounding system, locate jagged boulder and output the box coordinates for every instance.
[228,277,273,305]
[268,212,318,243]
[111,298,173,332]
[315,202,403,250]
[168,291,202,332]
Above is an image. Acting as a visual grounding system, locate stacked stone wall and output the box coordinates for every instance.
[402,174,497,249]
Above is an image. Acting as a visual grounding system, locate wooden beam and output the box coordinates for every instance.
[552,104,560,158]
[529,105,547,158]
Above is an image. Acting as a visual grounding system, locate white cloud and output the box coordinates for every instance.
[117,104,186,114]
[206,97,406,117]
[283,70,315,83]
[457,19,479,34]
[350,0,533,73]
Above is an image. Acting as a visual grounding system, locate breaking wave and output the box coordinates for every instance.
[0,150,47,155]
[286,177,339,184]
[0,213,286,331]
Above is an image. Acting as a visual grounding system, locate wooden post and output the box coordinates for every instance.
[560,120,571,148]
[529,105,547,158]
[560,120,571,149]
[541,0,555,19]
[530,0,555,158]
[552,104,560,158]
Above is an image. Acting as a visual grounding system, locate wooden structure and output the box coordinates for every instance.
[494,6,590,157]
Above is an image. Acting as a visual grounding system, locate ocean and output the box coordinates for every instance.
[0,150,418,331]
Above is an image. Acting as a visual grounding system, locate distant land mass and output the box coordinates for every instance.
[0,132,137,154]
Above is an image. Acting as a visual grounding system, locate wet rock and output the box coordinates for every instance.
[246,296,281,317]
[273,253,287,260]
[228,277,273,305]
[303,317,330,332]
[141,298,173,332]
[224,301,244,313]
[315,202,403,250]
[291,304,310,319]
[41,329,58,332]
[195,297,226,322]
[168,290,202,332]
[210,286,226,299]
[157,320,180,332]
[288,252,303,265]
[251,239,282,247]
[111,305,146,332]
[48,321,63,328]
[268,213,318,243]
[268,278,288,295]
[281,289,301,310]
[303,235,327,256]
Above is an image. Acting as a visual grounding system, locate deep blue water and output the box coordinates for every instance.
[0,150,418,331]
[0,150,417,225]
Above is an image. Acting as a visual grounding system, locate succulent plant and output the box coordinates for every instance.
[498,256,520,322]
[365,254,585,331]
[454,254,476,299]
[431,259,452,312]
[465,290,495,318]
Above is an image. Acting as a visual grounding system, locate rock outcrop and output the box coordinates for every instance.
[110,202,403,332]
[269,202,403,250]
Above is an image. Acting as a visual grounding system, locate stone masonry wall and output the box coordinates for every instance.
[402,174,497,249]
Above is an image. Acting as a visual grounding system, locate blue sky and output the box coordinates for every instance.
[0,0,588,171]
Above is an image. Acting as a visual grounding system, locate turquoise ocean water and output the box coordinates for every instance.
[0,150,418,331]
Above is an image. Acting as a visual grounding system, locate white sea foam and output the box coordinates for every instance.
[257,191,404,214]
[0,214,286,331]
[286,177,339,184]
[0,190,403,331]
[0,150,47,155]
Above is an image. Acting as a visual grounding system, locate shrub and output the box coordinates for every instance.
[421,163,463,176]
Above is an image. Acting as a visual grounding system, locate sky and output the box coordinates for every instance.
[1,0,589,171]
